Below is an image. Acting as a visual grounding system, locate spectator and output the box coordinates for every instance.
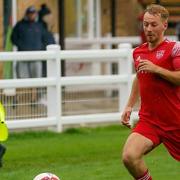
[11,5,53,78]
[138,12,146,43]
[38,4,55,77]
[137,0,147,44]
[11,6,54,104]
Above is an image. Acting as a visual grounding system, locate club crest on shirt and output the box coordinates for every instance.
[156,50,165,59]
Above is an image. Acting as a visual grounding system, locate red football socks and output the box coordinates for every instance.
[136,169,152,180]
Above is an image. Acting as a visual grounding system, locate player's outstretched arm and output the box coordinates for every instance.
[121,76,139,128]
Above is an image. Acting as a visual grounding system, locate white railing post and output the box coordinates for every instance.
[118,43,133,112]
[46,45,62,132]
[91,44,101,75]
[0,46,139,130]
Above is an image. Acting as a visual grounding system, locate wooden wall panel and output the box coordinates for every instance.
[101,0,111,36]
[116,0,142,36]
[101,0,142,36]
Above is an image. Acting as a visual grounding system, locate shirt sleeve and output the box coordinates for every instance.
[171,42,180,70]
[172,57,180,70]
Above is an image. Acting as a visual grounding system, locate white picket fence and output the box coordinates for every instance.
[0,44,138,132]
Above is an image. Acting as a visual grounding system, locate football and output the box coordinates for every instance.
[33,172,60,180]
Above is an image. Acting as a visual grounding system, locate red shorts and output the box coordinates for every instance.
[132,121,180,161]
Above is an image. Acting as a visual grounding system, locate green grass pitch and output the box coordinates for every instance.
[0,125,179,180]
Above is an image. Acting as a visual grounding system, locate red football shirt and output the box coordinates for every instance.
[133,39,180,130]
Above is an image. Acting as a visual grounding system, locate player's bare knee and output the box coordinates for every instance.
[122,150,137,167]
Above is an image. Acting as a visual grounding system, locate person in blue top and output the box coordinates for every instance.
[11,5,55,78]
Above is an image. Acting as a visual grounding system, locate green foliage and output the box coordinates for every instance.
[0,125,179,180]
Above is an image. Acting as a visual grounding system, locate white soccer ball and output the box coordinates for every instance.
[33,172,60,180]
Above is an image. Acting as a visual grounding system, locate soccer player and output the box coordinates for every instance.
[121,4,180,180]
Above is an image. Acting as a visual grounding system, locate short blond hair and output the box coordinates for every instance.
[145,4,169,21]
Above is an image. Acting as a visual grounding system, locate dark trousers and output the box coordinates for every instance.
[42,61,47,77]
[178,34,180,41]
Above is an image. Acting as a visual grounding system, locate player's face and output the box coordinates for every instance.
[143,12,167,45]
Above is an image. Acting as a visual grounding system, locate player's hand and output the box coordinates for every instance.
[138,59,160,73]
[121,107,132,128]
